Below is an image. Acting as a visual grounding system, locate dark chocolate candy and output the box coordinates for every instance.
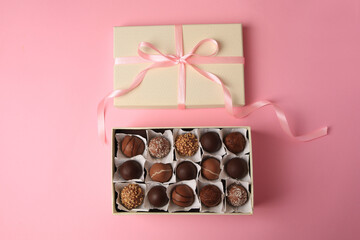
[224,132,246,154]
[147,185,169,208]
[119,160,143,180]
[176,161,197,181]
[225,157,248,179]
[200,132,222,153]
[199,185,222,207]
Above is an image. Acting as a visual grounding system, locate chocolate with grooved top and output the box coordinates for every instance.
[200,132,222,153]
[171,184,195,207]
[200,185,222,207]
[224,132,246,154]
[226,183,248,207]
[176,161,197,181]
[201,158,221,180]
[147,185,169,208]
[119,160,143,180]
[121,135,145,158]
[225,157,248,179]
[149,163,173,183]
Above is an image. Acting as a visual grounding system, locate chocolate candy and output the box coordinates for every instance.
[175,133,199,157]
[121,135,145,158]
[200,185,222,207]
[224,132,246,154]
[148,136,171,158]
[149,163,173,183]
[226,183,248,207]
[171,184,194,207]
[200,132,222,153]
[176,161,198,181]
[201,158,221,180]
[225,157,248,179]
[119,160,143,180]
[120,183,144,209]
[147,185,169,208]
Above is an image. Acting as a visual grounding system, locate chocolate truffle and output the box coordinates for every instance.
[201,158,221,180]
[119,160,143,180]
[171,184,195,207]
[175,133,199,157]
[148,136,171,159]
[200,132,222,153]
[149,163,173,183]
[120,183,144,209]
[121,135,145,158]
[224,132,246,154]
[176,161,198,181]
[200,185,222,207]
[226,183,248,207]
[147,185,169,208]
[225,158,248,179]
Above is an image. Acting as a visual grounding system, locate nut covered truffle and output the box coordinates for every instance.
[226,183,248,207]
[200,185,222,207]
[171,184,195,207]
[224,132,246,154]
[120,183,144,209]
[200,132,222,153]
[175,133,199,157]
[121,135,145,158]
[148,136,171,159]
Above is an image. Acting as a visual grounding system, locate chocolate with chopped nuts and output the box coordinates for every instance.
[120,183,144,210]
[175,133,199,157]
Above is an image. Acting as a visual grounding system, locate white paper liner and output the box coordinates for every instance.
[221,128,250,156]
[173,128,201,162]
[145,130,174,163]
[224,179,252,214]
[166,180,201,213]
[115,133,147,159]
[174,159,201,182]
[113,155,146,182]
[144,161,176,184]
[115,182,148,212]
[197,180,224,213]
[198,128,226,156]
[220,154,251,183]
[198,154,223,182]
[144,183,170,211]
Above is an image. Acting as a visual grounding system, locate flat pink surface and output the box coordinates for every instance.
[1,0,359,239]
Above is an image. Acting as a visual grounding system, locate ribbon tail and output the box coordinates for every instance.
[234,100,328,141]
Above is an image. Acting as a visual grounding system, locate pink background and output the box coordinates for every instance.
[1,0,360,239]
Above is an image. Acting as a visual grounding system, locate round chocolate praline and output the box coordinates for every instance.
[121,135,145,158]
[119,160,143,180]
[149,163,173,183]
[121,183,144,209]
[147,185,169,208]
[225,158,248,179]
[224,132,246,154]
[200,185,222,207]
[226,183,248,207]
[175,133,199,157]
[200,132,222,153]
[176,161,198,181]
[148,136,171,158]
[171,184,195,207]
[201,158,221,180]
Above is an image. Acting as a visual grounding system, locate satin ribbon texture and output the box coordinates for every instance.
[98,24,328,143]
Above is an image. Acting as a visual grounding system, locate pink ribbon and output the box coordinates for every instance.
[97,25,328,143]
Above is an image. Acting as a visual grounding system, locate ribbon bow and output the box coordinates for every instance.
[97,25,328,143]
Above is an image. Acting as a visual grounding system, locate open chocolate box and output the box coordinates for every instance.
[112,127,254,215]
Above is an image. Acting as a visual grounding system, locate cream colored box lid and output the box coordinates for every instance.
[114,24,245,108]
